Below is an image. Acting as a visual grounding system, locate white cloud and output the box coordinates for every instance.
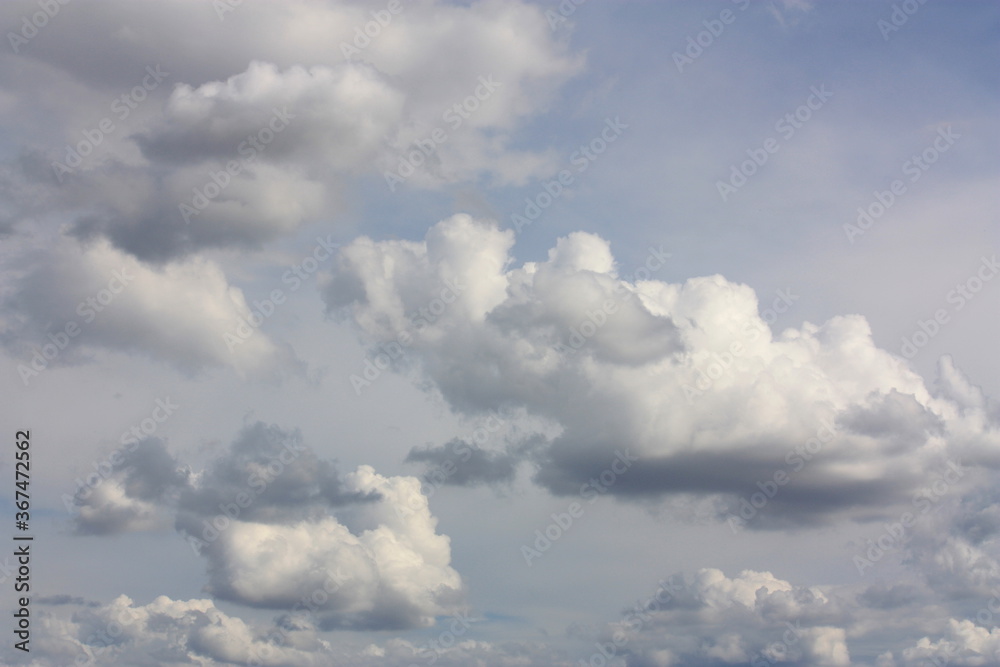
[324,215,1000,526]
[6,594,336,667]
[66,422,465,631]
[899,619,1000,667]
[1,236,298,377]
[9,594,567,667]
[595,568,851,667]
[189,465,464,630]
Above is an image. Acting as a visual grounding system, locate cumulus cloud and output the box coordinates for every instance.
[178,422,381,523]
[323,215,1000,528]
[894,620,1000,667]
[7,594,569,667]
[405,431,546,488]
[0,236,299,378]
[67,421,465,630]
[186,492,464,630]
[0,0,580,261]
[590,568,852,667]
[135,60,402,168]
[1,594,338,667]
[69,438,187,535]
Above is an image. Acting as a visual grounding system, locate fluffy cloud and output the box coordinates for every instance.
[68,422,465,631]
[2,594,337,667]
[894,620,1000,667]
[8,594,568,667]
[0,236,299,378]
[181,462,465,630]
[405,437,526,487]
[588,568,852,667]
[0,0,580,261]
[135,61,403,169]
[324,215,1000,528]
[177,422,381,523]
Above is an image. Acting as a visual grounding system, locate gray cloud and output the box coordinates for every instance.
[0,0,579,262]
[405,435,543,488]
[0,233,302,378]
[178,421,380,523]
[71,438,186,536]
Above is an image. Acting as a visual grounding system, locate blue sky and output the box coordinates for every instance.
[1,1,999,665]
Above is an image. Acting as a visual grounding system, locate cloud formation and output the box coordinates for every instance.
[325,215,1000,528]
[68,422,466,631]
[0,0,580,261]
[1,236,299,379]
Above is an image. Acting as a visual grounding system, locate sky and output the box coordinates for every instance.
[0,0,998,665]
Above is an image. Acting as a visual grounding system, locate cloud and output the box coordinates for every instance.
[589,568,852,667]
[66,421,465,631]
[70,438,187,536]
[9,594,568,667]
[0,0,581,260]
[35,595,100,607]
[886,619,1000,667]
[135,60,403,169]
[405,433,545,488]
[64,160,330,262]
[0,235,300,378]
[178,422,381,523]
[324,215,1000,528]
[3,594,337,667]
